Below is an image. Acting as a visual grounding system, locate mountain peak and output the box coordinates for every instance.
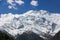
[0,10,60,39]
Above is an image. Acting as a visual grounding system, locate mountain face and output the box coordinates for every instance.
[0,31,14,40]
[15,31,44,40]
[49,31,60,40]
[0,10,60,39]
[0,31,44,40]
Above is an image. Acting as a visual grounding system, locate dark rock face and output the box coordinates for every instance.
[15,31,44,40]
[0,30,60,40]
[0,31,44,40]
[50,31,60,40]
[0,31,14,40]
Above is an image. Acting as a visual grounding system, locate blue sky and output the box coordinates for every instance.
[0,0,60,14]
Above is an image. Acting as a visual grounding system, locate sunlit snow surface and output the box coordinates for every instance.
[0,10,60,39]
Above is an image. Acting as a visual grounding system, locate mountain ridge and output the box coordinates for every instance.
[0,10,60,39]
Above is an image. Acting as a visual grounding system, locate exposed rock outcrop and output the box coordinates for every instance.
[50,31,60,40]
[15,31,44,40]
[0,31,14,40]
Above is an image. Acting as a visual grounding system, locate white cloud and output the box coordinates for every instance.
[7,0,14,5]
[30,0,38,6]
[8,5,17,9]
[8,5,13,9]
[0,10,60,39]
[7,0,24,9]
[7,0,39,9]
[15,0,24,5]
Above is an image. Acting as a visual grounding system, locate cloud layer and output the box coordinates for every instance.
[0,10,60,39]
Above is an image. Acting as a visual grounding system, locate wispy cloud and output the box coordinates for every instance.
[7,0,39,9]
[15,0,24,5]
[7,0,24,9]
[30,0,38,6]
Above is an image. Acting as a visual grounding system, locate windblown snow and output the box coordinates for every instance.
[0,10,60,39]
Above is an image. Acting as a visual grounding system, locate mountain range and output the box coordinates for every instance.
[0,10,60,40]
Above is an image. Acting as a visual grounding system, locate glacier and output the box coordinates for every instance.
[0,10,60,39]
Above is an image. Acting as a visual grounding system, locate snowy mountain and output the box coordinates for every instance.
[0,10,60,39]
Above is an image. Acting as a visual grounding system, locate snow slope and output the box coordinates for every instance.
[0,10,60,39]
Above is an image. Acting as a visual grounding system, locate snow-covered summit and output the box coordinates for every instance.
[0,10,60,39]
